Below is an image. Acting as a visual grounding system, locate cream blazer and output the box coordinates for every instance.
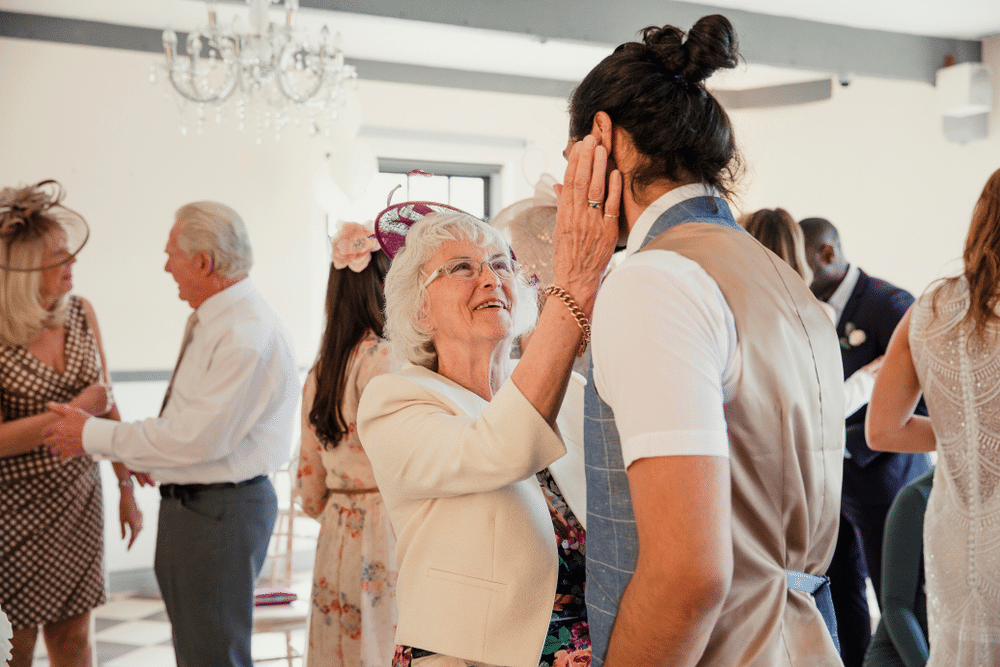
[357,363,568,667]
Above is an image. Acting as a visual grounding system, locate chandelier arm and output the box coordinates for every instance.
[167,61,240,104]
[275,68,327,104]
[275,43,328,104]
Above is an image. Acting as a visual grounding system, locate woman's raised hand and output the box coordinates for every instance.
[68,383,114,417]
[551,135,622,316]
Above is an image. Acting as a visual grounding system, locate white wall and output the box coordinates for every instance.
[2,35,999,577]
[730,69,1000,297]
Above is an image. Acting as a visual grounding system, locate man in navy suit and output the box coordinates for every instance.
[801,217,931,667]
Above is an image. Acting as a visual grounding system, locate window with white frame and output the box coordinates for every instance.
[334,159,499,231]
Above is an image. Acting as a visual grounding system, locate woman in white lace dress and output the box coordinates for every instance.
[867,167,1000,666]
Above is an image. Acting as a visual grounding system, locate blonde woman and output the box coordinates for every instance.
[0,181,145,667]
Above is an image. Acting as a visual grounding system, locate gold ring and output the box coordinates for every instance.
[604,212,617,218]
[588,200,601,208]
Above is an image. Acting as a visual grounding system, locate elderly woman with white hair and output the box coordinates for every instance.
[358,139,619,667]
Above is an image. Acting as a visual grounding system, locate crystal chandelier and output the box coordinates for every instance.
[154,0,358,142]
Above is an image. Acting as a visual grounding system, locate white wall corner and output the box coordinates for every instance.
[936,55,993,142]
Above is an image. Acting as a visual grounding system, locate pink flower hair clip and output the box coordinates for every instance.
[331,221,380,272]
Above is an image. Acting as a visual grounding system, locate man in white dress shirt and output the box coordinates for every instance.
[44,202,299,667]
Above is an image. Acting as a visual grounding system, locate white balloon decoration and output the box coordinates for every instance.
[327,137,378,203]
[331,88,363,142]
[313,159,349,215]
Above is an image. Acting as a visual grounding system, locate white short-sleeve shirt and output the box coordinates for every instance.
[592,185,740,468]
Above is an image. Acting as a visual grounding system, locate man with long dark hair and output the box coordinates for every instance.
[572,16,845,667]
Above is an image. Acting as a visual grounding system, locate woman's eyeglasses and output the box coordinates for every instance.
[423,256,517,287]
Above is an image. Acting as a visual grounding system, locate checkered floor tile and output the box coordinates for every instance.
[30,582,309,666]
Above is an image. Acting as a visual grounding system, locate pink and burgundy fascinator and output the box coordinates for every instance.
[331,221,380,273]
[373,172,463,259]
[372,170,516,262]
[374,200,466,259]
[0,179,90,272]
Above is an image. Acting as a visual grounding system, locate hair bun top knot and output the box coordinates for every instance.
[641,14,739,87]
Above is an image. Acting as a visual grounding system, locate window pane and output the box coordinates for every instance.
[449,177,486,219]
[408,173,449,202]
[366,172,406,211]
[355,166,491,232]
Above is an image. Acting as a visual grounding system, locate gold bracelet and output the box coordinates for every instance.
[118,478,134,488]
[544,285,591,357]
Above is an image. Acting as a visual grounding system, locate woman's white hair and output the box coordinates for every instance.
[384,210,538,370]
[174,201,253,278]
[0,230,69,347]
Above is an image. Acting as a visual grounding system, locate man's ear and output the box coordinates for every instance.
[590,111,614,152]
[196,251,214,276]
[820,244,836,265]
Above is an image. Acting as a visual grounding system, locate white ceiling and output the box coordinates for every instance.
[3,0,999,91]
[702,0,1000,41]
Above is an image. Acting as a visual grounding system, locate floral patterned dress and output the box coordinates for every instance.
[297,333,397,667]
[392,470,590,667]
[536,469,589,667]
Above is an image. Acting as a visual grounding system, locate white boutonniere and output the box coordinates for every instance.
[840,322,867,350]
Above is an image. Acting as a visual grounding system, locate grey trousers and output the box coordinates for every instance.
[154,476,277,667]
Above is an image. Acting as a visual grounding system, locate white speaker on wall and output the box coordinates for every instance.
[936,62,993,117]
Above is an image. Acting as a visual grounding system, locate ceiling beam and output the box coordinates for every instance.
[1,1,983,97]
[0,11,577,97]
[305,0,982,83]
[0,11,163,53]
[714,78,833,109]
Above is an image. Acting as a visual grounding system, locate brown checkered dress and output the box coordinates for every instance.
[0,295,107,630]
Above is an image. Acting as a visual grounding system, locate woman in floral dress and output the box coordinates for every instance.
[297,222,397,667]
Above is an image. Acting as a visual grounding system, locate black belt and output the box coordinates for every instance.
[159,474,266,500]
